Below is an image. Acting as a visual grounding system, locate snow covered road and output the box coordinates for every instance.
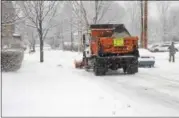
[2,50,179,117]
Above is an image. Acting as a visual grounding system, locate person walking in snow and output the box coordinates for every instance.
[168,42,176,62]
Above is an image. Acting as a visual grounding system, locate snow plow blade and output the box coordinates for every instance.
[74,60,85,69]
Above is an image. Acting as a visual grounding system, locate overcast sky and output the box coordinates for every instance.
[117,1,179,19]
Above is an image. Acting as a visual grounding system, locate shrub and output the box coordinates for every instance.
[1,49,24,72]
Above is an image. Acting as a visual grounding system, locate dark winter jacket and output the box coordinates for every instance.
[168,43,176,55]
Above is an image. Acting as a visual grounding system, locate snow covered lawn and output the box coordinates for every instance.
[2,50,179,117]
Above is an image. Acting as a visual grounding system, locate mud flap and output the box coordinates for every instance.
[74,60,84,69]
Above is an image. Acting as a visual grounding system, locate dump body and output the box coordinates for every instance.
[89,24,139,57]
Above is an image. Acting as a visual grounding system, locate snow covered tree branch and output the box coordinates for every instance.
[167,7,179,41]
[20,1,60,62]
[69,1,117,30]
[124,1,141,36]
[156,1,171,42]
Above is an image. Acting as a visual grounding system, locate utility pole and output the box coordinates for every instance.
[143,0,148,49]
[140,0,144,48]
[70,17,73,51]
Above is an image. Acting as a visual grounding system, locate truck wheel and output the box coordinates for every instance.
[127,66,134,74]
[94,63,106,76]
[94,67,106,76]
[93,58,106,76]
[127,65,136,74]
[127,58,138,74]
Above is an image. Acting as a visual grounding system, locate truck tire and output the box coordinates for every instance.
[127,66,134,74]
[94,66,106,76]
[127,58,138,74]
[93,58,106,76]
[127,65,137,74]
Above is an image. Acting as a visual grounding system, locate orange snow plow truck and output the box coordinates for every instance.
[75,24,139,76]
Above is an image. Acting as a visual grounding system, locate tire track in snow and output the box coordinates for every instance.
[70,68,179,115]
[104,73,179,112]
[134,72,179,91]
[100,75,179,115]
[138,69,179,84]
[71,69,179,116]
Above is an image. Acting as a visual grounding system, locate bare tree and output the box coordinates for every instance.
[91,1,114,24]
[69,1,122,30]
[67,1,125,51]
[21,1,59,62]
[167,8,179,41]
[124,1,141,36]
[27,27,38,52]
[148,18,161,44]
[156,1,171,42]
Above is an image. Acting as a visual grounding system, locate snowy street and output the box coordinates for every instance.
[2,50,179,117]
[2,0,179,117]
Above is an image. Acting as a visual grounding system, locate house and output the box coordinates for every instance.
[1,1,16,48]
